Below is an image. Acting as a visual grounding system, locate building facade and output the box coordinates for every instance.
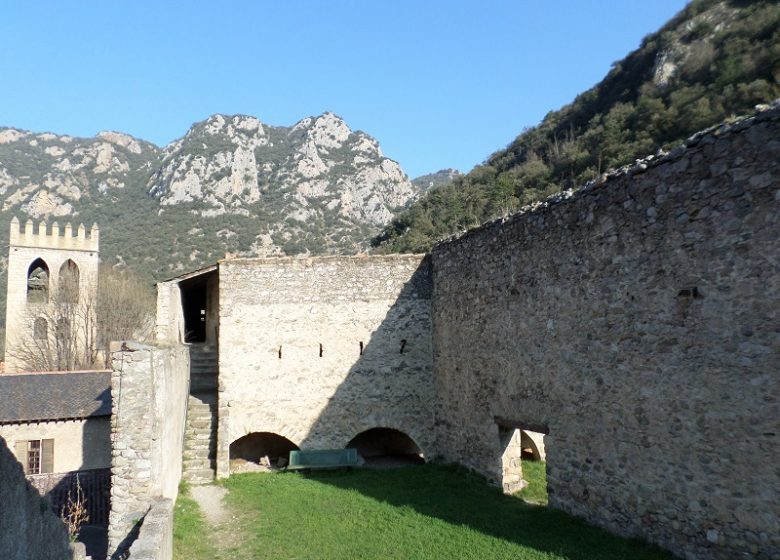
[4,218,99,373]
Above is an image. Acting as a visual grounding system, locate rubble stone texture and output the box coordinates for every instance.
[215,255,435,478]
[429,105,780,560]
[107,343,189,558]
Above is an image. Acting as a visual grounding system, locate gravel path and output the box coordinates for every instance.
[190,484,230,525]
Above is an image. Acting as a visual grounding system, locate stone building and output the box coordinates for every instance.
[4,218,99,373]
[138,104,780,560]
[155,255,437,483]
[0,370,111,474]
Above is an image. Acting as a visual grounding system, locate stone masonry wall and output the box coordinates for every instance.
[430,105,780,560]
[216,255,434,477]
[108,342,189,558]
[0,435,83,560]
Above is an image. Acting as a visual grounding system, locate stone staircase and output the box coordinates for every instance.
[182,345,218,484]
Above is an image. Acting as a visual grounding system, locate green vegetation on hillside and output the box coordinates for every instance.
[374,0,780,252]
[174,465,674,560]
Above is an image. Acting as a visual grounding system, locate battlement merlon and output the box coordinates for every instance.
[9,217,99,252]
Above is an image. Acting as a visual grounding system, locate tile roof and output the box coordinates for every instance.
[0,370,111,424]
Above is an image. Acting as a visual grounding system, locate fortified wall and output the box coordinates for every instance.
[107,342,189,559]
[430,105,780,559]
[216,255,434,477]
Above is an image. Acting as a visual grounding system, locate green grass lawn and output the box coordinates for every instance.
[174,464,676,560]
[517,459,548,505]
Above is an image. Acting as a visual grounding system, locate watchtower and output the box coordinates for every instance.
[4,217,99,373]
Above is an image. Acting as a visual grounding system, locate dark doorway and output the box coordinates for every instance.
[230,432,299,472]
[347,428,425,468]
[180,276,208,343]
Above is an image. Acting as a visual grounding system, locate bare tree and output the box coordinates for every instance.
[7,266,154,371]
[96,265,155,356]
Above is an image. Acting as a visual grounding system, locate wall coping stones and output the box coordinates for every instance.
[432,99,780,252]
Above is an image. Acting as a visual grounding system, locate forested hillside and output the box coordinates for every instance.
[374,0,780,252]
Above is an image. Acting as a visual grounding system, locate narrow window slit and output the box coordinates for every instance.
[278,346,282,359]
[400,339,407,354]
[319,343,323,357]
[359,341,364,356]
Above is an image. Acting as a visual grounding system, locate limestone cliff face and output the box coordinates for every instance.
[0,112,421,282]
[0,128,158,219]
[148,112,416,226]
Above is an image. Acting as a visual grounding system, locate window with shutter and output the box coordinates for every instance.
[13,439,54,475]
[41,439,54,473]
[27,440,41,474]
[14,441,28,474]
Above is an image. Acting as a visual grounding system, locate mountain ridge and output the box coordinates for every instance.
[374,0,780,252]
[0,110,433,325]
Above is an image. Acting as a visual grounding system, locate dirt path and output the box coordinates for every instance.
[190,484,230,525]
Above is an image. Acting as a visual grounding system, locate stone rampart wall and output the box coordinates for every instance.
[430,106,780,560]
[107,342,189,559]
[126,498,173,560]
[0,435,83,560]
[216,255,434,477]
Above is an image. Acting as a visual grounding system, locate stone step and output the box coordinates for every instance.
[183,445,213,455]
[190,381,218,392]
[183,458,214,469]
[188,402,216,412]
[190,355,217,363]
[190,356,217,363]
[183,469,215,484]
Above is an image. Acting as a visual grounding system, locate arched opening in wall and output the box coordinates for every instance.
[497,422,548,505]
[346,428,425,468]
[27,258,50,304]
[521,430,546,461]
[55,318,73,370]
[229,432,299,473]
[33,317,48,342]
[59,259,80,303]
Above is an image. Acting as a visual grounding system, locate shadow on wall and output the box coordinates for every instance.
[19,385,111,560]
[0,436,73,560]
[236,258,672,558]
[47,386,111,560]
[293,258,435,460]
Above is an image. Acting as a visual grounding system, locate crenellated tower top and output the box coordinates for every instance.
[9,216,99,253]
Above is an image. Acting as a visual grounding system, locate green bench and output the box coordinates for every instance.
[287,448,360,470]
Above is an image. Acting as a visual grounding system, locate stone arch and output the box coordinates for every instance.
[33,317,48,341]
[59,259,80,303]
[27,258,50,304]
[346,427,425,466]
[229,432,299,472]
[521,429,546,461]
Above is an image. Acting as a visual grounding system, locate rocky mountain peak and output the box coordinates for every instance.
[96,131,145,154]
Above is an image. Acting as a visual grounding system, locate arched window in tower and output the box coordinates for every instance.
[27,259,50,304]
[59,260,80,303]
[33,318,48,341]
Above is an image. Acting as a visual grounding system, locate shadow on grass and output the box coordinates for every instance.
[295,464,677,560]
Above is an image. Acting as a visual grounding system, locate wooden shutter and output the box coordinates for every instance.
[14,441,28,474]
[41,439,54,474]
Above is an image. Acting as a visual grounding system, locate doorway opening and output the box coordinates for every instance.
[230,432,299,473]
[179,270,218,344]
[346,427,425,468]
[497,422,548,504]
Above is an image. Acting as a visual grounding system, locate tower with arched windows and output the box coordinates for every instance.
[4,217,99,372]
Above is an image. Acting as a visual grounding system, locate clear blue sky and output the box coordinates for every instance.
[0,1,688,178]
